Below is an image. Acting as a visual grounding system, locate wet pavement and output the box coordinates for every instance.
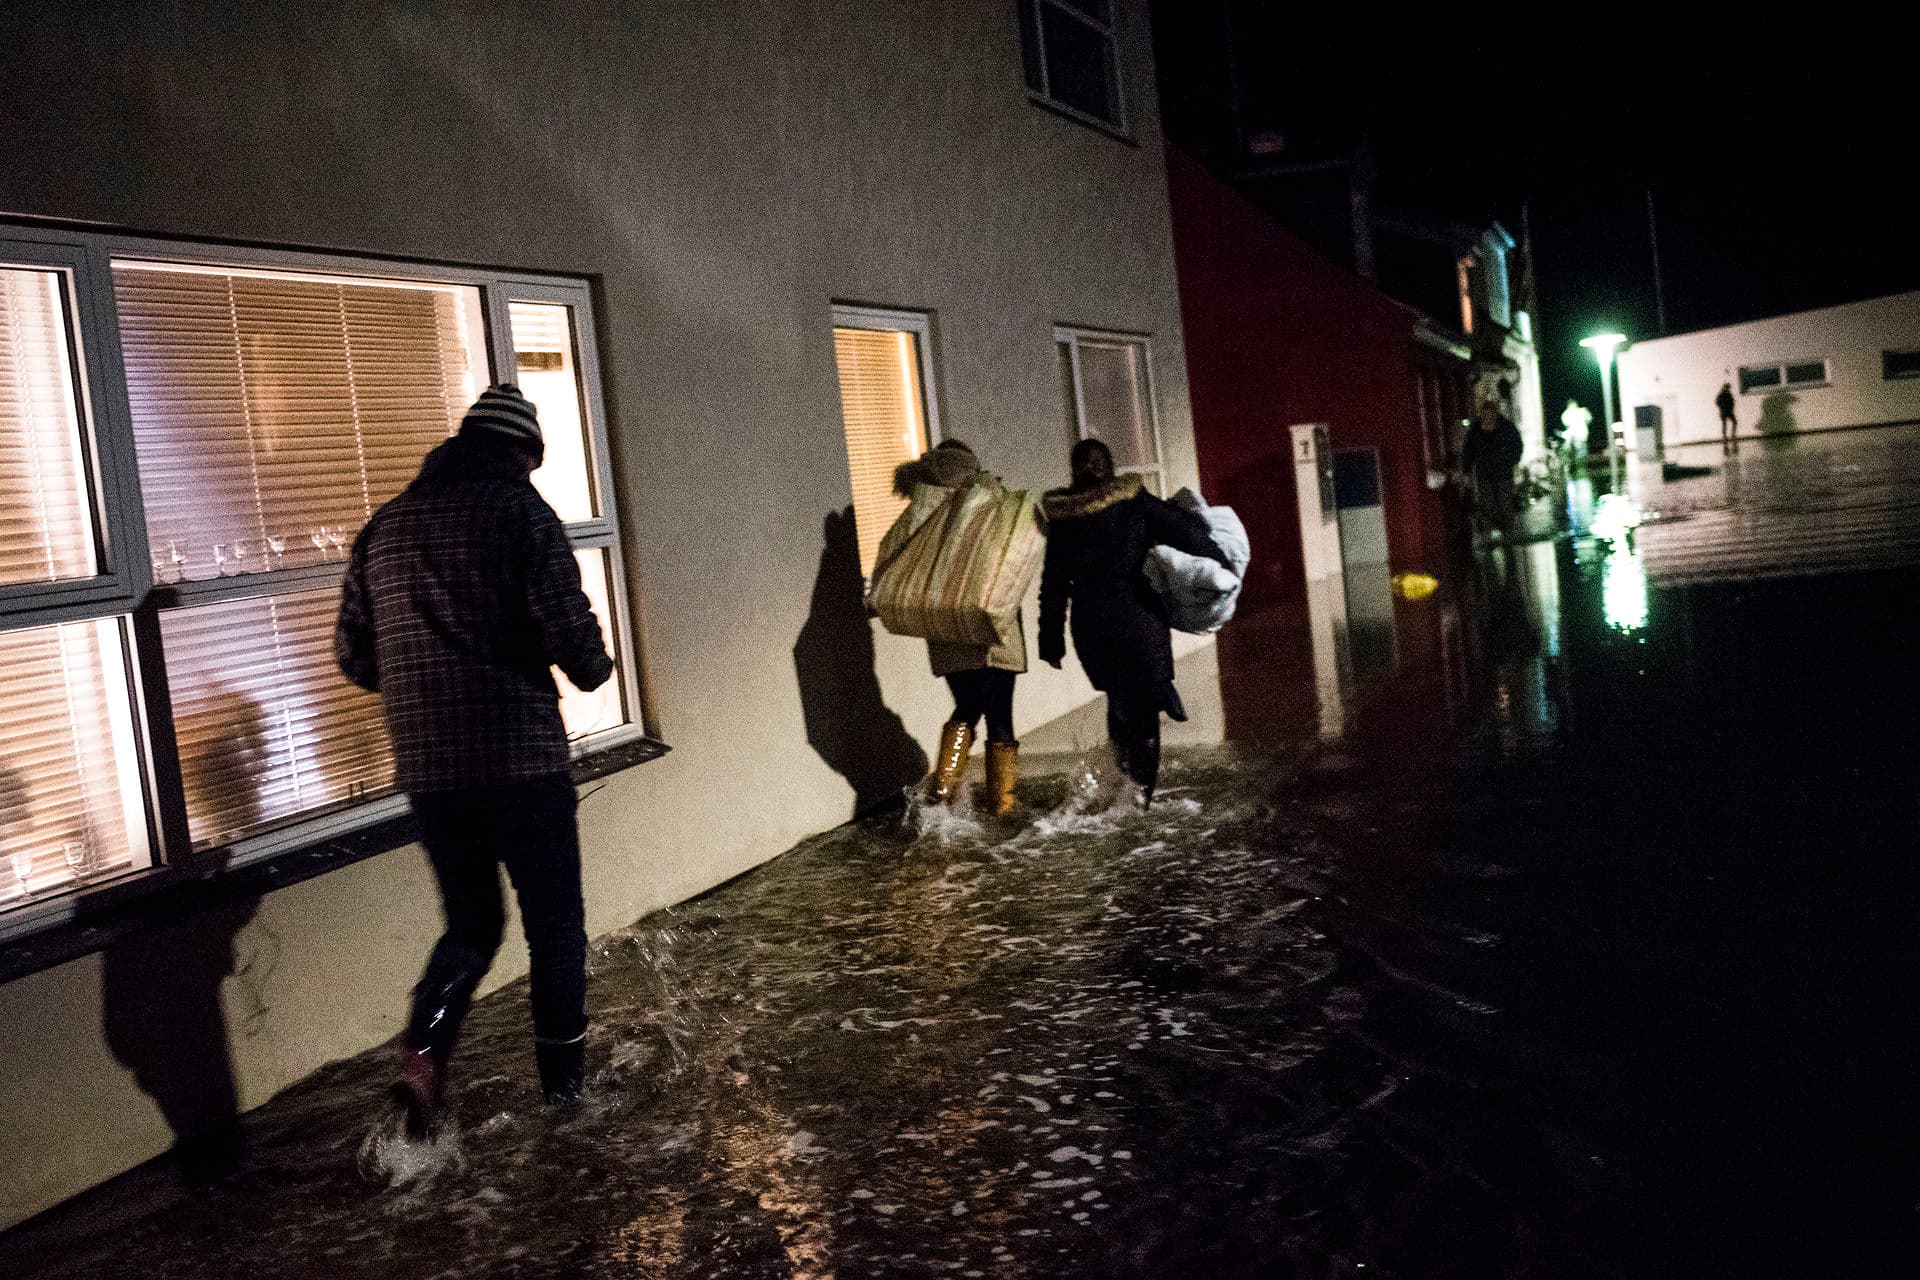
[12,431,1920,1278]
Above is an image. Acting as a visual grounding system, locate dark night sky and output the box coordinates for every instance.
[1150,5,1920,412]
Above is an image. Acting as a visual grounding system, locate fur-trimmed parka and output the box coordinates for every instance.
[1037,473,1224,697]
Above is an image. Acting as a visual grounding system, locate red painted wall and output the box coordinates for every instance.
[1165,148,1448,602]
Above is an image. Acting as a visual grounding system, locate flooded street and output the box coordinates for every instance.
[14,429,1920,1278]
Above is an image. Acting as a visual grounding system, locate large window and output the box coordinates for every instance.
[1884,349,1920,381]
[829,306,940,576]
[1017,0,1127,134]
[1056,326,1164,493]
[1739,359,1828,393]
[0,230,640,931]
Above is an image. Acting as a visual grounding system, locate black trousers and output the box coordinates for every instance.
[407,773,588,1062]
[946,667,1017,743]
[1106,689,1162,794]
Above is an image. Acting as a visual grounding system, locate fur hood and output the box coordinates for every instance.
[893,442,983,496]
[1041,473,1144,521]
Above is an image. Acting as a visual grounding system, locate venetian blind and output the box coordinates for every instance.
[113,265,479,583]
[160,588,393,849]
[832,327,929,575]
[0,619,147,895]
[0,266,97,586]
[1074,339,1155,475]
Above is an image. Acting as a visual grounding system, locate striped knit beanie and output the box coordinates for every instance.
[459,384,543,455]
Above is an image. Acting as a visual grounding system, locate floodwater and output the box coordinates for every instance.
[12,427,1920,1278]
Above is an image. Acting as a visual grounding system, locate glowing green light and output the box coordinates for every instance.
[1579,332,1627,362]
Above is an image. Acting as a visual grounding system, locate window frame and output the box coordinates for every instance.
[1018,0,1133,141]
[828,303,945,578]
[1,224,649,928]
[1054,324,1166,492]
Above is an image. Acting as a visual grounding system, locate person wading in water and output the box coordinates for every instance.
[337,384,613,1139]
[1038,438,1226,809]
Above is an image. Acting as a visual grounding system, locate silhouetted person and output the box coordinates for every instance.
[336,384,613,1139]
[1039,439,1226,808]
[1460,411,1525,540]
[1716,382,1738,451]
[884,439,1031,815]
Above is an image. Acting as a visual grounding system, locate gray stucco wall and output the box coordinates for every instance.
[0,0,1209,1226]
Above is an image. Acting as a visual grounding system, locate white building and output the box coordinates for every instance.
[1617,291,1920,450]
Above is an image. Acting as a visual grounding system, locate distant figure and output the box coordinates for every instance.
[1038,438,1227,809]
[1460,410,1525,539]
[1715,382,1739,451]
[337,384,614,1139]
[1559,399,1593,456]
[887,439,1028,816]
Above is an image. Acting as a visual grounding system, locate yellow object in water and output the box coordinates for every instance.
[1391,572,1439,600]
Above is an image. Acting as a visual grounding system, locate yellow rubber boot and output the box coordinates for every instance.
[927,720,974,805]
[985,741,1019,816]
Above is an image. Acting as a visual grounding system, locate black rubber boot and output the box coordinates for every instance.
[535,1034,587,1105]
[393,945,489,1139]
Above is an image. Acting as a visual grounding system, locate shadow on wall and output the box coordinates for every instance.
[792,508,929,818]
[1755,392,1799,448]
[101,690,271,1184]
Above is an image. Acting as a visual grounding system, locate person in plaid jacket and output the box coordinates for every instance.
[336,383,612,1138]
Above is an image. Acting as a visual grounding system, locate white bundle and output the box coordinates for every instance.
[1145,488,1249,635]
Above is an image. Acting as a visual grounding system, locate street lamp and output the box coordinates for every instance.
[1579,333,1628,435]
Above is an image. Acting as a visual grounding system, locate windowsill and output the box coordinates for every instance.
[1026,92,1137,147]
[0,735,670,984]
[1742,382,1829,395]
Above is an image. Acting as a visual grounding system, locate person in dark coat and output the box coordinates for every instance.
[1715,381,1739,451]
[336,383,613,1139]
[888,439,1029,815]
[1038,438,1226,807]
[1460,409,1525,539]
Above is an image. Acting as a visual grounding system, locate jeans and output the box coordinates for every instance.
[946,668,1017,743]
[406,773,587,1064]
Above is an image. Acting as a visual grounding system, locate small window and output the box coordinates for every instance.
[1784,360,1827,386]
[0,617,151,898]
[1738,365,1783,393]
[1057,327,1164,493]
[829,307,939,576]
[1886,349,1920,380]
[0,265,99,587]
[1017,0,1126,133]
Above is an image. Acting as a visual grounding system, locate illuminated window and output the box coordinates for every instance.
[1056,327,1164,493]
[829,307,940,576]
[1,230,641,923]
[1017,0,1127,133]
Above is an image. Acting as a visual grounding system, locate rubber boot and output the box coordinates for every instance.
[926,720,974,805]
[392,945,488,1140]
[535,1032,587,1105]
[1113,730,1161,811]
[985,740,1020,816]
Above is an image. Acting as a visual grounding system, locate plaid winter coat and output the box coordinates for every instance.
[335,438,614,792]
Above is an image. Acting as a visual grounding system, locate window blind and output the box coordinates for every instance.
[160,587,393,849]
[0,266,97,586]
[113,265,480,583]
[1073,338,1157,479]
[832,327,929,575]
[509,301,596,523]
[0,618,147,896]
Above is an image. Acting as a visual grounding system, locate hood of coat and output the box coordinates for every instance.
[893,442,983,496]
[1041,472,1144,521]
